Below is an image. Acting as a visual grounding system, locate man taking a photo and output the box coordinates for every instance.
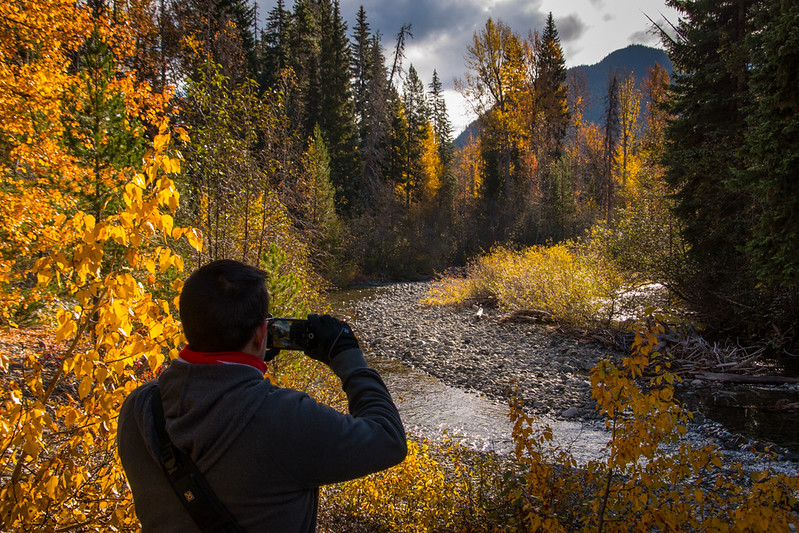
[117,259,407,531]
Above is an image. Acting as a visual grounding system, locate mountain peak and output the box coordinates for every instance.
[568,45,673,124]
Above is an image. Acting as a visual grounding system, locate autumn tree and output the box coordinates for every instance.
[640,63,671,157]
[458,18,527,204]
[616,70,641,198]
[171,0,257,83]
[0,1,202,529]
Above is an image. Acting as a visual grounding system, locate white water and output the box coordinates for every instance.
[368,355,610,463]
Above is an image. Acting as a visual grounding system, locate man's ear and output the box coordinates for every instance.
[244,321,268,356]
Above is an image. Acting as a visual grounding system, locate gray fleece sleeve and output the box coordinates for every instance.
[265,349,407,487]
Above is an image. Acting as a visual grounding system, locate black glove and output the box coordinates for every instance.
[304,314,359,364]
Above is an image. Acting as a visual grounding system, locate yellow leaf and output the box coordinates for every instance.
[45,476,58,499]
[83,214,96,231]
[175,126,190,142]
[153,132,170,152]
[78,375,92,399]
[160,214,174,236]
[23,437,40,459]
[186,228,203,252]
[148,352,165,373]
[55,311,78,342]
[150,322,164,338]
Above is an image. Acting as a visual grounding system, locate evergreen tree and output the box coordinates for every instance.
[534,12,569,162]
[288,0,323,136]
[257,0,291,90]
[62,31,146,220]
[601,74,620,225]
[317,0,359,212]
[351,6,373,135]
[358,32,393,210]
[429,69,454,167]
[400,64,428,205]
[429,69,457,215]
[662,0,756,329]
[742,0,799,300]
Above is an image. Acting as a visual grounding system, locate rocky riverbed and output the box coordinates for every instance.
[349,282,612,420]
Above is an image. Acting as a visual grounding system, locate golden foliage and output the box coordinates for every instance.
[423,243,624,327]
[325,438,499,532]
[0,126,199,531]
[0,2,199,529]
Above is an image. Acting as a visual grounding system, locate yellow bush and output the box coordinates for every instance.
[324,438,500,532]
[424,243,623,327]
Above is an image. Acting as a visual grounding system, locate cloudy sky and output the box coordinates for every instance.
[256,0,680,134]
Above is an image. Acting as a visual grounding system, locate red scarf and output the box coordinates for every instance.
[179,346,267,374]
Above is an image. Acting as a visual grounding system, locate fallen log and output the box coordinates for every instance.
[693,372,799,385]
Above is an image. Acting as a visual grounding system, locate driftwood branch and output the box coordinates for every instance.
[693,372,799,386]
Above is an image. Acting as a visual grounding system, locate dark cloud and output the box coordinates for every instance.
[554,14,588,43]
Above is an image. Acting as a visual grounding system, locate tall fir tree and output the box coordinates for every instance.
[742,0,799,313]
[257,0,291,90]
[662,0,757,329]
[429,69,454,167]
[351,6,373,136]
[601,73,620,225]
[534,12,569,162]
[288,0,323,137]
[358,32,393,210]
[400,64,428,205]
[62,31,146,220]
[318,0,359,212]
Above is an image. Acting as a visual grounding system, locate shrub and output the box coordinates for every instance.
[322,438,505,532]
[423,243,623,327]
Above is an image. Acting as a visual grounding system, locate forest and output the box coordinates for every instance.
[1,0,798,530]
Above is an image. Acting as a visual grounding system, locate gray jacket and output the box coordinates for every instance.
[117,349,406,532]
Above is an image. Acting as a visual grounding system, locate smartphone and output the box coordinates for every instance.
[266,318,315,351]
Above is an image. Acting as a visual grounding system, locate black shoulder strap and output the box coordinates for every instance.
[151,390,246,533]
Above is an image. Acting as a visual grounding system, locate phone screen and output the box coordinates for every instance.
[267,318,312,350]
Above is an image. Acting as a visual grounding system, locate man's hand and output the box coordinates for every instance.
[304,314,359,364]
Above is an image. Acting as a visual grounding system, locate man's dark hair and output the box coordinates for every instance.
[179,260,270,352]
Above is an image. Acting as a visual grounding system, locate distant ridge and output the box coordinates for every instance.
[455,45,672,147]
[570,44,673,125]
